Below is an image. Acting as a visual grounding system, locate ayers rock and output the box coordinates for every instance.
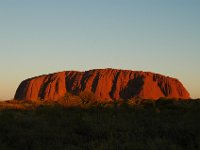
[14,69,190,101]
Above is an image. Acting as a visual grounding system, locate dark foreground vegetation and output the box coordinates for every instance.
[0,98,200,150]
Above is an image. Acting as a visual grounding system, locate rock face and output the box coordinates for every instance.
[14,69,190,101]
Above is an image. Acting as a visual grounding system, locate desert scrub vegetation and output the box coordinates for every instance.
[58,92,81,106]
[79,91,98,105]
[0,99,200,150]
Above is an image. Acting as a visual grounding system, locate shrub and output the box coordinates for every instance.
[156,98,174,105]
[128,97,143,106]
[141,99,156,108]
[79,91,97,104]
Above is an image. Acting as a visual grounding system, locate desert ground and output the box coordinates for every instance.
[0,98,199,150]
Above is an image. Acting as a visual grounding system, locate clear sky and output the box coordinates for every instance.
[0,0,199,100]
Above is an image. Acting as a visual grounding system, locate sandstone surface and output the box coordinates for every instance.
[14,69,190,101]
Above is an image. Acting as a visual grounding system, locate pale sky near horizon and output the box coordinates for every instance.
[0,0,199,100]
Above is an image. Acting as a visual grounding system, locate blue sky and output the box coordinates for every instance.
[0,0,199,99]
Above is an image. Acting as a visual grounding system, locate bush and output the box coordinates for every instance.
[128,97,143,106]
[79,91,97,104]
[156,98,176,108]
